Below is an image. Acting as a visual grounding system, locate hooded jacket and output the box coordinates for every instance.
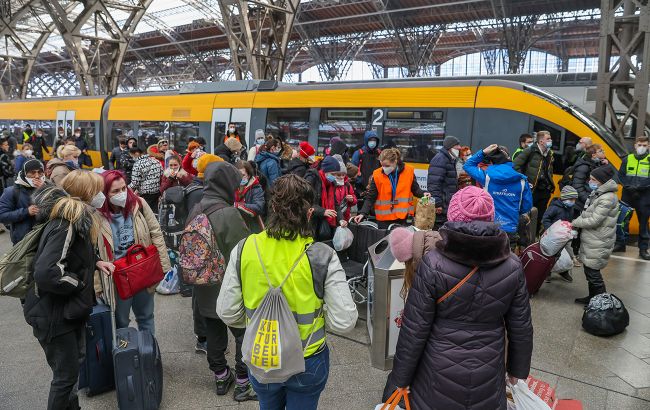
[0,172,37,244]
[23,185,98,343]
[46,158,76,187]
[385,221,533,410]
[542,198,574,231]
[463,151,533,233]
[352,133,381,188]
[192,162,250,319]
[570,156,597,210]
[255,150,282,189]
[573,179,619,270]
[427,148,458,220]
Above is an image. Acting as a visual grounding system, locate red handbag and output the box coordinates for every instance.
[111,243,164,300]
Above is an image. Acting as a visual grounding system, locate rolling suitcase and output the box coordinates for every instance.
[78,303,115,396]
[520,242,559,295]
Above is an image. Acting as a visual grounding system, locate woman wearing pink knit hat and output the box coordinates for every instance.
[383,186,533,410]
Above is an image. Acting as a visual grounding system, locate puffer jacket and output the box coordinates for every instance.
[23,185,98,343]
[573,179,619,270]
[255,151,282,189]
[427,148,458,220]
[94,197,172,294]
[0,174,37,244]
[385,221,533,410]
[542,198,574,231]
[513,144,554,193]
[570,157,597,210]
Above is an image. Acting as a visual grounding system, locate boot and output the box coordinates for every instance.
[640,250,650,260]
[612,243,626,253]
[575,284,604,305]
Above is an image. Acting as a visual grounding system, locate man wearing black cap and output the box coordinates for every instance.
[0,159,44,244]
[427,135,461,225]
[572,165,619,304]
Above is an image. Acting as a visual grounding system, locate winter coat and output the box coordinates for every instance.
[386,222,533,410]
[463,151,533,233]
[214,143,237,164]
[427,149,458,220]
[160,168,193,193]
[335,179,357,222]
[94,197,171,294]
[570,157,597,210]
[513,144,555,193]
[351,134,381,187]
[185,178,204,218]
[46,158,76,187]
[193,162,250,319]
[0,149,15,182]
[147,145,165,168]
[119,151,136,183]
[235,176,266,233]
[25,134,49,160]
[542,198,574,231]
[255,151,282,189]
[572,179,619,270]
[129,155,163,195]
[0,175,36,244]
[23,186,98,343]
[74,136,89,166]
[109,147,127,170]
[285,158,309,178]
[182,151,198,176]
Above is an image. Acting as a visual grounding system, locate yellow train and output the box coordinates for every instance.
[0,78,633,227]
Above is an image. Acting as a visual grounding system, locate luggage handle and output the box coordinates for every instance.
[99,268,118,349]
[125,244,150,264]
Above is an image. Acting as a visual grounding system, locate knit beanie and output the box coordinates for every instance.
[224,137,242,153]
[443,135,461,150]
[299,141,315,158]
[196,154,223,178]
[389,227,415,262]
[23,158,44,174]
[447,186,495,223]
[332,154,346,173]
[560,185,578,201]
[321,156,340,173]
[484,146,510,165]
[590,165,615,184]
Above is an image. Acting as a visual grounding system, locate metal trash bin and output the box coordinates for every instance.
[366,236,406,370]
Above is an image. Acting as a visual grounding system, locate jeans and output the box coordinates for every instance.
[115,288,155,335]
[38,327,85,410]
[250,346,330,410]
[204,316,247,377]
[584,265,606,296]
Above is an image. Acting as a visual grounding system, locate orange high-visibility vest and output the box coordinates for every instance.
[372,165,415,221]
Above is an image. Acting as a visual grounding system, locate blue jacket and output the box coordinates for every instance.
[464,151,533,233]
[0,178,37,244]
[542,198,574,231]
[352,132,381,188]
[255,151,281,189]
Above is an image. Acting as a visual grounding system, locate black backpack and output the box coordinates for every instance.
[159,184,202,247]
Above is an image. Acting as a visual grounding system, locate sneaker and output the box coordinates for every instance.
[558,271,573,283]
[195,340,207,354]
[572,257,582,267]
[234,382,258,402]
[215,368,234,395]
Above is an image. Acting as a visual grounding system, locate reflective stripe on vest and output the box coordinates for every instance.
[626,154,650,178]
[239,233,326,357]
[372,165,415,221]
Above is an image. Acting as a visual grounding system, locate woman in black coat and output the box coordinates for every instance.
[384,186,533,410]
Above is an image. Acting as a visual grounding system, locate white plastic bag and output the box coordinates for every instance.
[333,226,354,251]
[510,380,552,410]
[156,267,180,295]
[540,220,573,256]
[551,249,572,273]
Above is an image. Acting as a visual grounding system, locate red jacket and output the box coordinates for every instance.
[160,169,193,193]
[182,152,198,176]
[335,178,357,222]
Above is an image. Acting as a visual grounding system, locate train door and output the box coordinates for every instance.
[210,108,251,153]
[56,110,75,137]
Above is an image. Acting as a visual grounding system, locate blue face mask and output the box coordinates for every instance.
[240,178,248,186]
[367,140,377,149]
[66,159,79,169]
[588,182,599,191]
[326,174,337,183]
[545,141,553,149]
[562,200,575,207]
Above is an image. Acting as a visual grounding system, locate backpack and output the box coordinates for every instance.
[241,237,320,384]
[0,223,46,298]
[178,203,227,286]
[159,184,202,235]
[558,165,575,189]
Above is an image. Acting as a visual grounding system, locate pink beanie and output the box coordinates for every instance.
[389,227,414,262]
[446,186,495,223]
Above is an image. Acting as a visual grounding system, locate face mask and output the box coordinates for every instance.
[66,159,79,169]
[527,142,533,148]
[592,157,601,164]
[24,149,33,156]
[562,200,575,207]
[382,166,395,175]
[229,128,236,134]
[58,132,64,137]
[575,143,584,151]
[589,182,600,191]
[110,191,127,208]
[272,148,281,155]
[192,158,199,169]
[90,191,106,208]
[308,155,316,163]
[75,133,81,138]
[335,178,345,186]
[325,174,337,183]
[450,148,460,157]
[240,178,249,186]
[368,140,377,149]
[636,146,648,156]
[545,141,553,149]
[27,176,44,188]
[256,138,265,145]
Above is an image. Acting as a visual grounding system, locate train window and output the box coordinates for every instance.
[266,109,309,144]
[533,120,562,152]
[39,120,55,146]
[76,121,97,151]
[111,122,134,148]
[317,108,370,155]
[384,110,445,163]
[139,121,198,154]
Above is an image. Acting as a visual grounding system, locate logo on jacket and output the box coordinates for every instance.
[492,188,516,198]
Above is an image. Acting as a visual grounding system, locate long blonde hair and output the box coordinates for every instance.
[57,170,104,241]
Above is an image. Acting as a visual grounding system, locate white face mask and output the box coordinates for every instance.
[575,143,584,151]
[24,149,33,156]
[450,148,460,158]
[382,166,395,175]
[90,191,106,208]
[110,191,128,208]
[636,146,648,156]
[192,158,199,169]
[229,127,236,134]
[308,155,316,163]
[27,176,44,188]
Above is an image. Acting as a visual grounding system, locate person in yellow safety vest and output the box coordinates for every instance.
[217,174,358,409]
[353,147,430,229]
[619,136,650,260]
[512,133,533,161]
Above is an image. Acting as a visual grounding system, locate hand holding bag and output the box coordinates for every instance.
[112,244,164,300]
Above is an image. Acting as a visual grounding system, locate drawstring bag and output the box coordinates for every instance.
[241,238,320,384]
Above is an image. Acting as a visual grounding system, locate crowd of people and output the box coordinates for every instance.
[1,123,648,410]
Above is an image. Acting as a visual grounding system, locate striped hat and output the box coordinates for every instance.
[560,185,578,201]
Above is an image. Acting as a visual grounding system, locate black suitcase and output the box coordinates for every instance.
[113,327,163,410]
[78,304,115,396]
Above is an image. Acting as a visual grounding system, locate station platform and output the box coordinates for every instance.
[1,238,649,409]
